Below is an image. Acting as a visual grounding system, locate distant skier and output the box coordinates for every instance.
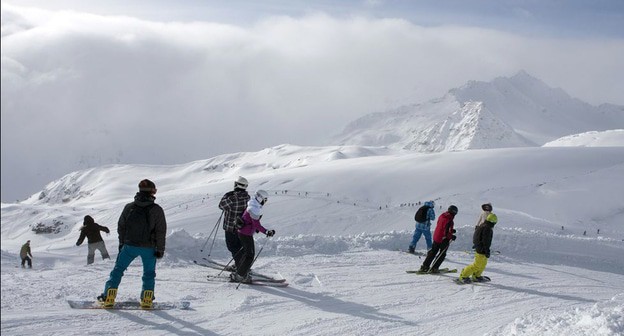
[218,176,251,272]
[418,205,458,273]
[20,240,33,268]
[458,213,498,283]
[230,190,276,283]
[76,215,111,264]
[408,201,436,253]
[98,179,167,309]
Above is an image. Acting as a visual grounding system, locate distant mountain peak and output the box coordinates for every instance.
[333,72,624,151]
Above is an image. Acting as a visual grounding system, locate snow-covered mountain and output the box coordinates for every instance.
[333,71,624,151]
[544,129,624,147]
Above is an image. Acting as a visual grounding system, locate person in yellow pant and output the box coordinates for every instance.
[458,213,498,283]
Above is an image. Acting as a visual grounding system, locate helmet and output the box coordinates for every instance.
[486,213,498,224]
[481,203,493,212]
[447,205,458,215]
[254,190,269,204]
[234,176,249,190]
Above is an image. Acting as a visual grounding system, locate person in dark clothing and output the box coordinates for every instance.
[419,205,458,273]
[459,213,498,283]
[218,176,250,271]
[20,240,33,268]
[76,215,111,264]
[98,179,167,309]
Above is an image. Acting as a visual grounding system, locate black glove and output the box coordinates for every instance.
[451,229,456,233]
[486,252,490,258]
[155,251,164,259]
[266,230,275,237]
[234,217,245,230]
[451,235,457,241]
[118,244,124,252]
[76,242,80,246]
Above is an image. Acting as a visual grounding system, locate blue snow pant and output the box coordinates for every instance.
[409,223,432,250]
[102,244,156,298]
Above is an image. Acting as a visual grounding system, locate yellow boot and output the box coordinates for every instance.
[141,290,154,309]
[98,288,117,308]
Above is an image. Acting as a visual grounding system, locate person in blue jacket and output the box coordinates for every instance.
[408,201,436,253]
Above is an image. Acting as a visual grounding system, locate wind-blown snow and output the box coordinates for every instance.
[543,129,624,148]
[2,140,624,335]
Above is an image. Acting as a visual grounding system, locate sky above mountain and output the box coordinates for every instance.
[2,1,623,202]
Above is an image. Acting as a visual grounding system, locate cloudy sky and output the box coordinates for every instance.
[2,0,624,202]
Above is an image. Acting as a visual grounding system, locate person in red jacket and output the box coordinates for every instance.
[418,205,458,273]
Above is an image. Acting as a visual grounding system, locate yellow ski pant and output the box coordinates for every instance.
[460,252,488,279]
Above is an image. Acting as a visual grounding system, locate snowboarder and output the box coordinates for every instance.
[458,213,498,283]
[76,215,111,264]
[98,179,167,309]
[418,205,458,273]
[218,176,251,272]
[408,201,436,253]
[230,190,276,283]
[20,240,33,268]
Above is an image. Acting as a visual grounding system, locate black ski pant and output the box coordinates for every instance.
[421,240,449,271]
[21,256,32,268]
[236,234,256,278]
[225,230,243,268]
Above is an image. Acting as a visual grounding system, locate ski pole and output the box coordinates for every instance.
[200,211,223,254]
[430,243,450,270]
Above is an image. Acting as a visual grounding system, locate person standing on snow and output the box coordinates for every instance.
[418,205,458,273]
[98,179,167,309]
[408,201,436,253]
[230,190,275,283]
[20,240,33,268]
[76,215,111,264]
[218,176,251,272]
[459,213,498,283]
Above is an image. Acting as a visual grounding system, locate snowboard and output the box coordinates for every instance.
[453,276,491,285]
[399,249,426,256]
[406,268,457,274]
[67,299,191,310]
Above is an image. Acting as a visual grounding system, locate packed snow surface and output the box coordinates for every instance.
[2,140,624,335]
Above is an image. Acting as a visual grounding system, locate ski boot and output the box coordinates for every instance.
[141,290,154,309]
[456,277,472,284]
[428,268,440,274]
[230,272,252,284]
[97,288,117,308]
[408,246,415,254]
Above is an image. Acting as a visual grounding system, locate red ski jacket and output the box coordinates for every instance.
[432,211,455,243]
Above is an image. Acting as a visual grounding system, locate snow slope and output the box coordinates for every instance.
[334,71,624,151]
[2,142,624,335]
[543,129,624,147]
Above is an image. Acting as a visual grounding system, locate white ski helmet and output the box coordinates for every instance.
[234,176,248,190]
[254,190,269,204]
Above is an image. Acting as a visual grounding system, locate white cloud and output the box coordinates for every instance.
[1,4,623,201]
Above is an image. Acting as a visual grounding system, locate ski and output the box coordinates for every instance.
[194,258,285,282]
[206,275,289,287]
[406,268,457,274]
[67,300,190,310]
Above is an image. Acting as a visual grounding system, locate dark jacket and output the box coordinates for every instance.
[219,188,250,232]
[432,211,455,243]
[118,192,167,253]
[76,216,110,245]
[473,220,495,257]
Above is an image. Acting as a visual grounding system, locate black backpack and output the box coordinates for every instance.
[414,205,430,223]
[124,204,155,245]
